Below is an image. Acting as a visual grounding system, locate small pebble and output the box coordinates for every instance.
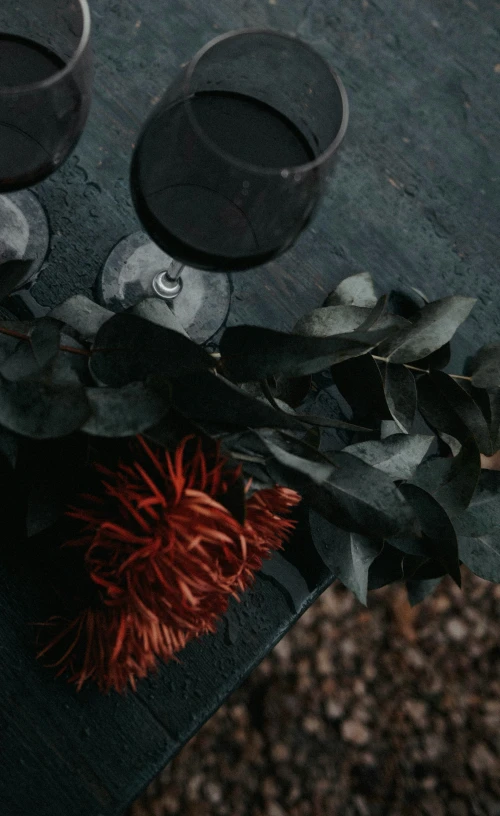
[341,719,370,746]
[446,618,468,641]
[469,742,500,776]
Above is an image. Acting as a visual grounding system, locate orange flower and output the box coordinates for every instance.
[36,436,300,693]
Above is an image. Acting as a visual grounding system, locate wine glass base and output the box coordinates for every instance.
[96,231,231,344]
[0,190,49,289]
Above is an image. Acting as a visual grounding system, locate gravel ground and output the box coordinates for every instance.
[127,569,500,816]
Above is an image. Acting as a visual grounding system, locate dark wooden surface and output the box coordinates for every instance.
[1,0,500,814]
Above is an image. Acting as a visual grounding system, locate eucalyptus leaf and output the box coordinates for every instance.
[458,535,500,583]
[404,559,448,581]
[310,509,381,604]
[383,362,417,433]
[271,375,311,408]
[302,426,321,449]
[46,334,90,386]
[154,370,301,431]
[489,391,500,450]
[0,425,18,468]
[29,317,62,368]
[344,434,434,481]
[324,272,378,308]
[368,543,409,590]
[293,305,369,337]
[0,329,19,365]
[0,341,39,381]
[260,552,311,613]
[219,325,394,382]
[356,295,388,331]
[410,436,480,518]
[380,296,476,364]
[453,471,500,538]
[90,313,213,387]
[398,482,461,586]
[0,259,34,302]
[130,298,189,337]
[0,376,90,438]
[468,344,500,389]
[417,374,493,455]
[380,421,401,439]
[424,371,492,455]
[49,295,113,343]
[331,354,390,421]
[406,577,443,607]
[260,379,371,432]
[261,434,417,539]
[82,382,169,437]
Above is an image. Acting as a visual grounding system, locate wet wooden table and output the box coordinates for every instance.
[1,0,499,814]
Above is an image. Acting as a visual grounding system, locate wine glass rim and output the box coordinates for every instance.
[0,0,91,96]
[184,27,349,177]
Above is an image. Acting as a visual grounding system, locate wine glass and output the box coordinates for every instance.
[98,29,348,343]
[0,0,92,291]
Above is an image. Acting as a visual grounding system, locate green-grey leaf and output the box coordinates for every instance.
[130,298,189,337]
[0,341,39,381]
[469,344,500,389]
[406,577,442,606]
[380,296,476,364]
[458,535,500,583]
[398,482,461,586]
[294,305,370,337]
[220,325,394,382]
[344,434,434,481]
[310,509,382,604]
[0,259,34,301]
[325,272,378,308]
[417,373,493,455]
[487,391,500,450]
[49,295,113,343]
[29,317,62,367]
[410,436,480,518]
[428,371,492,455]
[260,552,310,613]
[0,425,17,468]
[331,354,390,421]
[156,370,301,431]
[0,376,90,438]
[82,382,169,437]
[0,329,19,365]
[261,434,417,539]
[453,471,500,537]
[368,542,409,590]
[90,313,213,387]
[383,362,417,433]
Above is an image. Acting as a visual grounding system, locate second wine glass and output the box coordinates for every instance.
[98,29,348,343]
[0,0,92,290]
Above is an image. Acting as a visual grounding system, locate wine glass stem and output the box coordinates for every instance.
[152,260,185,300]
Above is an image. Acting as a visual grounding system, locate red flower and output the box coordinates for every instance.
[36,436,300,693]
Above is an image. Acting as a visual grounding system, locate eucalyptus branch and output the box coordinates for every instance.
[371,354,472,382]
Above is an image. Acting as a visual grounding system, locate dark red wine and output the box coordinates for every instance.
[0,33,84,192]
[131,90,318,271]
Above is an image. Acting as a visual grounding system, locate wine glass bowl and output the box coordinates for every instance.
[0,0,92,290]
[99,29,348,343]
[131,29,348,271]
[0,0,92,193]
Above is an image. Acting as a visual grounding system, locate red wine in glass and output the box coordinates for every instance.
[0,0,92,288]
[130,89,318,271]
[99,29,348,343]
